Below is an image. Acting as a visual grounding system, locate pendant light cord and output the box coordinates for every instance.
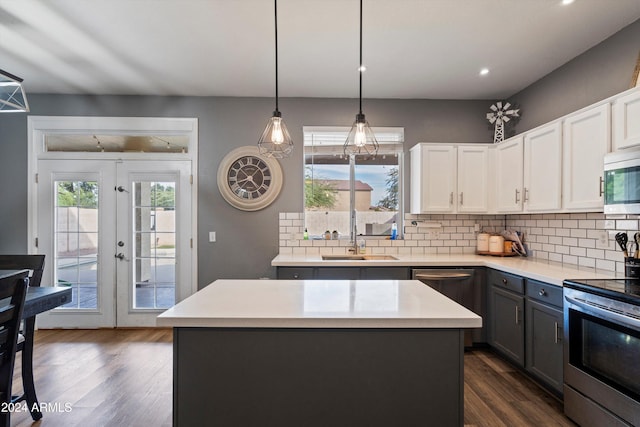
[274,0,280,114]
[359,0,363,115]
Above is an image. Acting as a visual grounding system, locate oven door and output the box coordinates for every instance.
[564,289,640,427]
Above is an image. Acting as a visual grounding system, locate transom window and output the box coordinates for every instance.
[303,126,404,239]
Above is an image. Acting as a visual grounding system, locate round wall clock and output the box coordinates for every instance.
[217,146,283,211]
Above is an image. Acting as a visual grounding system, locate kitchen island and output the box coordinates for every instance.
[157,279,481,427]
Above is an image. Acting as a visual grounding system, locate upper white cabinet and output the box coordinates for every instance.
[495,136,524,212]
[563,104,611,211]
[613,89,640,150]
[457,145,492,213]
[495,122,562,213]
[410,143,491,214]
[523,122,563,212]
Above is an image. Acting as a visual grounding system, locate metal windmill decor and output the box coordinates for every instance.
[486,101,519,143]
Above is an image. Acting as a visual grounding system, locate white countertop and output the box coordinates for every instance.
[271,254,623,286]
[157,279,482,329]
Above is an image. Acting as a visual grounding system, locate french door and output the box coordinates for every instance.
[36,159,192,328]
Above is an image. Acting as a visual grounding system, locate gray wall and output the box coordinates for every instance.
[0,96,490,286]
[1,17,638,287]
[512,18,640,132]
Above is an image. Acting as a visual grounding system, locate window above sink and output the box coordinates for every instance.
[303,126,404,241]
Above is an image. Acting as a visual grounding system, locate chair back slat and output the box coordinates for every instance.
[0,255,45,288]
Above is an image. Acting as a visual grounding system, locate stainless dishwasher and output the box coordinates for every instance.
[412,268,477,347]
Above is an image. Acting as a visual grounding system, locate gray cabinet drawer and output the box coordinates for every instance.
[488,269,524,294]
[277,267,314,279]
[526,279,562,307]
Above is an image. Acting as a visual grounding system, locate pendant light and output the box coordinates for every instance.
[0,68,29,112]
[258,0,293,159]
[344,0,378,156]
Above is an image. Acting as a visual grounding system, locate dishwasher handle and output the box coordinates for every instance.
[414,272,472,280]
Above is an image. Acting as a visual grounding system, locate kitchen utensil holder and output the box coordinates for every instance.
[624,257,640,278]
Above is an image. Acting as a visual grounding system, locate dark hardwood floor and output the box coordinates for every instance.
[9,330,575,427]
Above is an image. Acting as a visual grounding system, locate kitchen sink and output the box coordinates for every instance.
[321,255,398,261]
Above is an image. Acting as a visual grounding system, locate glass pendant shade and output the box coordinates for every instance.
[0,69,29,112]
[258,111,293,158]
[344,113,378,156]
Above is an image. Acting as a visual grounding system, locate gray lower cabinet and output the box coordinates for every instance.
[525,279,563,396]
[488,284,525,367]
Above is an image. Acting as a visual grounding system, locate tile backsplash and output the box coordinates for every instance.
[279,212,639,273]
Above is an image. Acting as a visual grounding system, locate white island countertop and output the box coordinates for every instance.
[157,279,482,329]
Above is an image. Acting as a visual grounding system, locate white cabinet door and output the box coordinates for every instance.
[418,145,457,212]
[563,104,610,211]
[457,145,490,213]
[524,122,562,212]
[495,137,524,212]
[613,89,640,150]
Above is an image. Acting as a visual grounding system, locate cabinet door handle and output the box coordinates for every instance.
[459,192,464,205]
[524,188,529,203]
[538,289,546,297]
[515,189,520,203]
[599,176,604,197]
[554,321,561,344]
[293,273,299,279]
[450,192,453,205]
[515,305,520,324]
[502,278,508,285]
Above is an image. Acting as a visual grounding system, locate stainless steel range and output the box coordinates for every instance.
[562,278,640,427]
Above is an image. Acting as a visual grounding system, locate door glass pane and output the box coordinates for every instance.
[133,181,176,309]
[55,181,98,309]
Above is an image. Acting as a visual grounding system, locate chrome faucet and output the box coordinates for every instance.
[348,208,357,253]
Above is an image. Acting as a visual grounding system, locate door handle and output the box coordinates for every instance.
[524,188,529,203]
[515,189,520,204]
[554,321,561,344]
[515,305,520,324]
[116,186,129,193]
[115,253,127,261]
[459,192,463,205]
[599,176,604,197]
[449,192,453,205]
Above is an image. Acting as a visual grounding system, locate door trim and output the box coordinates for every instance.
[28,116,199,324]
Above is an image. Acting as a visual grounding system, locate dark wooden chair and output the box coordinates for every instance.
[0,271,29,427]
[0,255,45,421]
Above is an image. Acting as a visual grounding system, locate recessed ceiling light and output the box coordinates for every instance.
[562,0,575,5]
[479,68,490,76]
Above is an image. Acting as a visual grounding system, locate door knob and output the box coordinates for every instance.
[115,253,125,260]
[116,186,129,193]
[118,241,125,247]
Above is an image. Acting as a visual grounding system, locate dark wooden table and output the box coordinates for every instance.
[0,270,72,420]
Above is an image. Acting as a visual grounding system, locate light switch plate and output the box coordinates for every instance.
[209,231,216,242]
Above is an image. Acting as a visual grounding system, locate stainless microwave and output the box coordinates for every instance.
[604,148,640,214]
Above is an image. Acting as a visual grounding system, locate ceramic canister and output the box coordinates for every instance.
[477,233,490,252]
[489,235,505,253]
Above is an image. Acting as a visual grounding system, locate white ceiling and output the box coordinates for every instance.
[1,0,639,100]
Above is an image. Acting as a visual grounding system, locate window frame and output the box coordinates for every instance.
[303,126,404,240]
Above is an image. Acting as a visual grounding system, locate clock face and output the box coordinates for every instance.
[217,146,283,211]
[227,156,272,200]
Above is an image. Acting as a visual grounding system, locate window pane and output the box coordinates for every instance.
[304,127,402,239]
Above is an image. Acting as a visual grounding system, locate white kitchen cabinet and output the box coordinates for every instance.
[523,122,562,212]
[410,144,491,214]
[457,145,492,213]
[410,144,456,213]
[495,136,524,212]
[613,89,640,151]
[562,103,611,211]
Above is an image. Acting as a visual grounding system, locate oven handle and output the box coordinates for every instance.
[565,295,640,331]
